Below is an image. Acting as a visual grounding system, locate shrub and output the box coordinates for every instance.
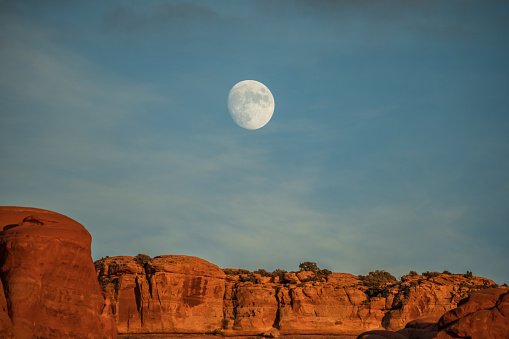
[464,271,473,279]
[221,319,229,330]
[223,268,251,276]
[502,283,508,287]
[409,270,418,276]
[442,270,452,275]
[135,254,151,267]
[299,261,319,272]
[254,269,270,277]
[270,269,287,277]
[365,286,384,298]
[359,270,397,287]
[246,273,257,283]
[422,271,440,279]
[298,262,332,281]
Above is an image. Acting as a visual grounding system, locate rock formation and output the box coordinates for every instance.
[0,206,117,338]
[437,287,509,338]
[1,206,505,338]
[95,255,225,334]
[96,254,500,336]
[357,287,509,339]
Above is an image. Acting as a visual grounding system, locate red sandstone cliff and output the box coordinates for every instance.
[95,255,225,334]
[357,287,509,339]
[0,206,117,338]
[96,255,500,337]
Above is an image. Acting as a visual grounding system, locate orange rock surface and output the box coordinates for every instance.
[0,206,117,338]
[357,287,509,338]
[437,287,509,338]
[95,255,226,334]
[96,254,500,337]
[381,274,495,330]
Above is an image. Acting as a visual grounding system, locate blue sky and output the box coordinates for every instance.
[1,0,508,284]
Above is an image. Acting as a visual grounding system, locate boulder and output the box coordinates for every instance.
[437,287,509,339]
[0,206,117,338]
[357,288,509,339]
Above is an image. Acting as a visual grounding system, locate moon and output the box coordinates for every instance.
[227,80,275,130]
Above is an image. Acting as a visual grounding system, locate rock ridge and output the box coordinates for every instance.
[95,254,502,337]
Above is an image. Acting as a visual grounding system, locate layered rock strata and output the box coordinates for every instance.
[96,255,498,336]
[95,255,225,334]
[357,287,509,339]
[0,206,117,338]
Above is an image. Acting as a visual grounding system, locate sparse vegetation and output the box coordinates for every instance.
[245,273,257,283]
[359,270,397,299]
[409,270,418,276]
[298,261,332,281]
[422,271,440,279]
[442,270,452,275]
[223,268,251,276]
[254,269,270,277]
[359,270,397,287]
[464,271,473,279]
[135,254,152,267]
[299,261,319,272]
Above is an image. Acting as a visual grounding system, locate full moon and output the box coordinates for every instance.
[227,80,275,130]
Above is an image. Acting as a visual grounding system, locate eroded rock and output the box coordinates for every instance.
[0,206,117,338]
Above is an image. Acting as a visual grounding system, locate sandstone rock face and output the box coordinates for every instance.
[437,287,509,339]
[277,282,383,335]
[381,274,495,331]
[357,287,509,339]
[96,255,500,337]
[223,280,278,335]
[0,206,117,338]
[95,255,226,334]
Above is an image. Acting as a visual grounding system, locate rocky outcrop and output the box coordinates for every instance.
[357,287,509,339]
[381,273,495,330]
[437,287,509,338]
[96,255,500,337]
[95,255,226,334]
[0,206,117,338]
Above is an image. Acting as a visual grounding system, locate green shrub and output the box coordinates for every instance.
[254,269,270,277]
[223,268,251,276]
[135,254,151,267]
[422,271,440,279]
[359,270,397,287]
[270,269,287,277]
[299,261,319,272]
